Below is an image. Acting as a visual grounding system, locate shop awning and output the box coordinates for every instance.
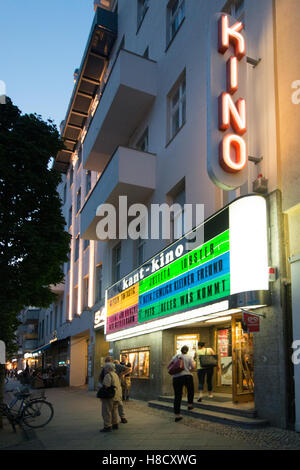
[30,342,53,355]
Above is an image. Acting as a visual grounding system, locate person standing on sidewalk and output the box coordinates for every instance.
[113,360,130,423]
[100,363,123,433]
[120,354,132,401]
[168,345,196,422]
[194,342,216,401]
[99,357,129,424]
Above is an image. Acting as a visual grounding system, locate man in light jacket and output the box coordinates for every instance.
[100,363,123,432]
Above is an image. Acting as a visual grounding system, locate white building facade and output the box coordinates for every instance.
[46,0,297,428]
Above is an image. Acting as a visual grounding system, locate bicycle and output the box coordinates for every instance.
[0,388,54,432]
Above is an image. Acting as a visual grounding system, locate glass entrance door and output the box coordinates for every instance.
[232,317,254,403]
[213,317,254,402]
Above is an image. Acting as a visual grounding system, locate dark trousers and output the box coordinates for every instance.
[172,374,194,415]
[197,368,214,392]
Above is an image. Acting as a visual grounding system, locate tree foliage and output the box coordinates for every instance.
[0,98,71,353]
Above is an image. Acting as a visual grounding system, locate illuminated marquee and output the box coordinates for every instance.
[207,13,248,190]
[104,196,270,340]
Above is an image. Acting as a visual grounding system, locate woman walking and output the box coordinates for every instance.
[168,345,196,422]
[194,341,216,401]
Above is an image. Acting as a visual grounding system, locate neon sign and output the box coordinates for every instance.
[218,14,247,174]
[207,13,248,190]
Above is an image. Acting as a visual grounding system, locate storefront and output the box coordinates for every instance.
[104,195,270,404]
[31,337,70,380]
[43,337,70,370]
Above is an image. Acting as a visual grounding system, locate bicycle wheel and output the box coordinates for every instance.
[21,400,54,428]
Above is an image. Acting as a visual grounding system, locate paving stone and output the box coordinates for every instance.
[2,386,300,451]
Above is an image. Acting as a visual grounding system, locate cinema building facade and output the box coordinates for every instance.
[52,0,300,429]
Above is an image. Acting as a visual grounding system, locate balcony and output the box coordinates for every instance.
[54,7,117,173]
[23,309,40,324]
[80,146,156,240]
[83,49,157,171]
[17,325,36,335]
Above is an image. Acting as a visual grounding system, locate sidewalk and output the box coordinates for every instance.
[1,385,300,451]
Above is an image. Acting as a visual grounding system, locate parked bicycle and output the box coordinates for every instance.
[0,388,54,432]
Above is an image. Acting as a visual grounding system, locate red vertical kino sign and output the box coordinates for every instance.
[207,13,248,190]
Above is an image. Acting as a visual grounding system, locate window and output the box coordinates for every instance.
[66,253,70,273]
[96,264,103,303]
[137,0,149,30]
[76,188,81,214]
[73,287,78,315]
[136,234,145,267]
[65,295,69,321]
[86,171,91,196]
[63,184,67,204]
[54,305,58,330]
[121,347,150,378]
[83,276,89,309]
[223,0,245,21]
[68,206,72,228]
[167,0,185,46]
[83,239,90,251]
[69,166,73,187]
[112,242,121,283]
[60,300,63,325]
[136,128,149,152]
[168,72,186,141]
[75,236,80,262]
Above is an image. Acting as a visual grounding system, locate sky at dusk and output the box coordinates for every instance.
[0,0,95,130]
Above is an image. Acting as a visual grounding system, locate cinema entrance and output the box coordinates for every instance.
[175,314,254,404]
[213,316,254,403]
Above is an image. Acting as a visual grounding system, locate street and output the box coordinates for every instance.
[2,380,300,451]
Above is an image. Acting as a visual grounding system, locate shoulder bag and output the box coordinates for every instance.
[199,349,218,368]
[96,373,116,399]
[167,355,185,375]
